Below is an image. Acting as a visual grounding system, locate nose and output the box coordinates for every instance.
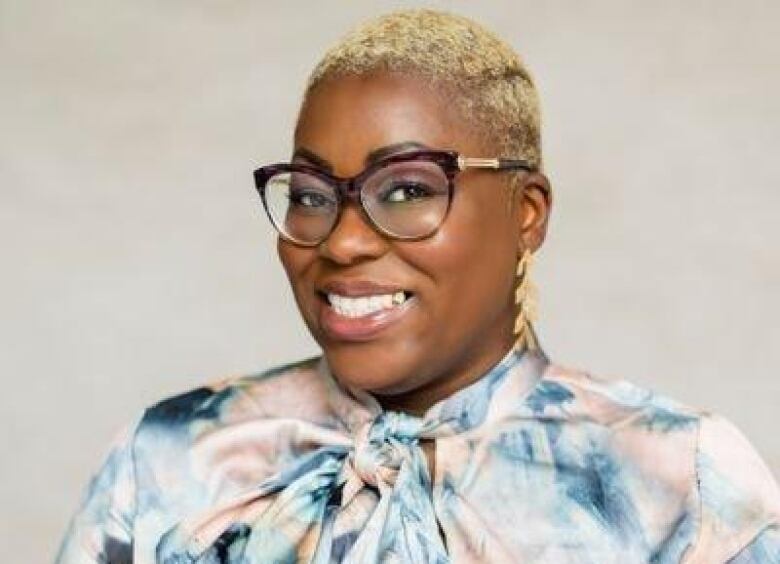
[318,202,389,265]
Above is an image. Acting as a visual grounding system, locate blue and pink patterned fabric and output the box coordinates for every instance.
[57,347,780,562]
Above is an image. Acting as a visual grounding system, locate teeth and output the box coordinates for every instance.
[328,291,409,318]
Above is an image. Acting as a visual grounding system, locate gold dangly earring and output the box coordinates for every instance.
[513,248,538,352]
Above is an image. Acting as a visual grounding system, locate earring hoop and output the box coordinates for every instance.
[513,248,539,351]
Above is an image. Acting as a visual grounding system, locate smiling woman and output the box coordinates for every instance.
[279,71,546,401]
[56,8,780,564]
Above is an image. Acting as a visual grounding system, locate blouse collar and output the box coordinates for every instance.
[320,345,550,440]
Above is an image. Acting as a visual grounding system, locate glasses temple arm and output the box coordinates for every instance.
[457,156,535,172]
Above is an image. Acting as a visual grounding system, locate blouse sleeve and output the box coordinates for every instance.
[684,412,780,563]
[727,525,780,563]
[55,416,141,564]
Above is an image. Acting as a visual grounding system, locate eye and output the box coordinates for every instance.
[381,181,435,203]
[288,189,335,209]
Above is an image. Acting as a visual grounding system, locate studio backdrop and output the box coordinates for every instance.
[1,1,778,562]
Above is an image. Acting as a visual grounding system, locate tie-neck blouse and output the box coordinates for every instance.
[57,347,780,563]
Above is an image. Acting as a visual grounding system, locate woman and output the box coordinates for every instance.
[57,9,779,563]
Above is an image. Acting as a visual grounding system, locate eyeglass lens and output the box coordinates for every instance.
[264,160,450,245]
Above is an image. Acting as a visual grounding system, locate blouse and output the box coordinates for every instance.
[56,347,780,563]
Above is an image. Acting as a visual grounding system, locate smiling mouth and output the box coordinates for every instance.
[316,288,416,342]
[319,290,414,318]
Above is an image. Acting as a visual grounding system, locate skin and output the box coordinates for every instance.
[280,72,552,418]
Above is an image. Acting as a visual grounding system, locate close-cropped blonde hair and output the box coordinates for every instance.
[300,9,542,170]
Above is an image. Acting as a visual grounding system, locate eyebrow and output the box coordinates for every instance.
[365,141,429,163]
[291,147,332,171]
[291,141,430,171]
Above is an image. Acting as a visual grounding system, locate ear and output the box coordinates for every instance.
[515,171,553,254]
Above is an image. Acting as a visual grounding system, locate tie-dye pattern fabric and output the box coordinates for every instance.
[57,348,780,563]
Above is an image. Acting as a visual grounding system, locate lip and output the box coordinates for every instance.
[316,278,416,342]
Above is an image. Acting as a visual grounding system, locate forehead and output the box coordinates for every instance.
[293,73,489,176]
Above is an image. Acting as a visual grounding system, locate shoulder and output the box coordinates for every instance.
[537,360,701,432]
[138,355,324,433]
[142,353,334,478]
[57,357,325,561]
[696,410,780,506]
[688,411,780,561]
[539,360,780,560]
[538,361,776,479]
[527,362,705,504]
[129,355,332,489]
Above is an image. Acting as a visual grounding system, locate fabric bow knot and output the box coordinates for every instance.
[350,411,424,489]
[154,349,531,562]
[157,411,450,563]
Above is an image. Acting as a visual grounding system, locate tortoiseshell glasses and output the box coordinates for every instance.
[253,149,534,246]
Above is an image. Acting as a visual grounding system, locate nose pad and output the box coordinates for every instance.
[318,201,388,264]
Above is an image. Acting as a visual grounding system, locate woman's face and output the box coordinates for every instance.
[280,72,549,409]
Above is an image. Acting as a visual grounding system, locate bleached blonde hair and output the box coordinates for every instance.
[300,8,542,169]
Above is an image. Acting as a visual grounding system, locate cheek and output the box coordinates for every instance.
[400,188,517,316]
[277,240,316,304]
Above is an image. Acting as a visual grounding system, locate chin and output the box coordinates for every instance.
[322,341,424,395]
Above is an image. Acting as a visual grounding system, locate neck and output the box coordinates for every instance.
[374,330,524,417]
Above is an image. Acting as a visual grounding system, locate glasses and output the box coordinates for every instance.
[253,149,535,246]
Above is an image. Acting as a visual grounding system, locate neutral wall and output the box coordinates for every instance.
[1,1,778,561]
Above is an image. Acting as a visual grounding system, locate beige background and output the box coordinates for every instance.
[1,1,778,561]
